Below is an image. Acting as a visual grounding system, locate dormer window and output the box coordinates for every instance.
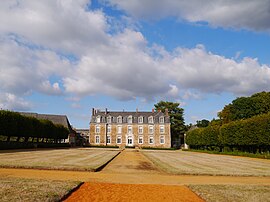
[128,115,132,124]
[148,116,153,124]
[117,116,122,123]
[159,116,164,124]
[107,116,111,123]
[138,116,143,124]
[96,116,100,123]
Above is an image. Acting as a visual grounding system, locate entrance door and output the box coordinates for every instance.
[127,136,133,146]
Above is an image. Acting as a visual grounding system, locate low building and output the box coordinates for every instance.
[89,108,171,148]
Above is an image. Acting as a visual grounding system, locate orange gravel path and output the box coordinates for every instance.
[64,182,205,202]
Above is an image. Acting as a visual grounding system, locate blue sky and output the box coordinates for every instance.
[1,0,270,128]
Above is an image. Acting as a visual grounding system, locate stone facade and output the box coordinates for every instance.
[89,108,171,148]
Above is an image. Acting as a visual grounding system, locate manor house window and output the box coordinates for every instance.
[138,126,143,134]
[149,125,154,134]
[95,125,100,133]
[148,116,153,124]
[138,116,143,124]
[128,116,132,124]
[159,116,164,124]
[117,116,122,123]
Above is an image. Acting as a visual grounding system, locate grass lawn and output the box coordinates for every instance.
[0,148,120,171]
[142,150,270,176]
[189,185,270,202]
[0,177,80,202]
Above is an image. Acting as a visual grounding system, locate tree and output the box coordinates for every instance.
[218,91,270,123]
[196,119,210,127]
[154,101,185,146]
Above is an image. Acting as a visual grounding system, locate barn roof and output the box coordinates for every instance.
[19,112,74,132]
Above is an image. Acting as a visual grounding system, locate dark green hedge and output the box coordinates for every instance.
[0,110,69,143]
[186,113,270,153]
[0,142,70,150]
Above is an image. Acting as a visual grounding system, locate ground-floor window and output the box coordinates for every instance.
[149,136,154,144]
[106,135,111,144]
[117,136,122,144]
[127,136,133,145]
[138,136,143,144]
[160,135,165,144]
[95,135,100,144]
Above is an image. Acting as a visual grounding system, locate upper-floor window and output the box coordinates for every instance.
[95,125,100,133]
[138,116,143,124]
[117,126,122,134]
[128,115,133,124]
[148,116,153,124]
[159,125,165,134]
[138,126,143,134]
[159,116,164,124]
[101,117,105,123]
[128,125,133,134]
[107,116,111,123]
[107,125,111,133]
[148,125,154,134]
[96,116,100,123]
[117,116,122,123]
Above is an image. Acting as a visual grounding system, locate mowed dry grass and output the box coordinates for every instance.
[142,150,270,176]
[0,148,120,171]
[0,177,80,202]
[189,185,270,202]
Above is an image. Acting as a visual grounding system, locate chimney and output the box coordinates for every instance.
[158,109,161,112]
[165,108,169,116]
[105,108,108,115]
[152,108,155,113]
[92,108,95,116]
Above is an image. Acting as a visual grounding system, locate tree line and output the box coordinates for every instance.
[187,92,270,153]
[0,110,69,143]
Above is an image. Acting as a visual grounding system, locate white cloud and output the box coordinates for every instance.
[165,45,270,96]
[0,93,31,111]
[105,0,270,31]
[0,0,108,56]
[1,0,270,109]
[0,36,71,96]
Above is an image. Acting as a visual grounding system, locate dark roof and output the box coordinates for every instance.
[91,110,170,124]
[19,112,73,132]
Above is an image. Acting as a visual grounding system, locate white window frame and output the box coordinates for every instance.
[128,115,133,124]
[159,125,165,134]
[117,125,122,134]
[138,125,143,134]
[148,116,153,124]
[95,125,100,133]
[107,116,111,123]
[128,125,133,134]
[138,116,143,124]
[116,136,122,144]
[160,135,165,144]
[117,116,122,123]
[106,135,111,144]
[148,125,154,134]
[95,135,100,144]
[149,136,154,144]
[159,116,164,124]
[96,116,101,123]
[138,136,143,144]
[107,125,111,134]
